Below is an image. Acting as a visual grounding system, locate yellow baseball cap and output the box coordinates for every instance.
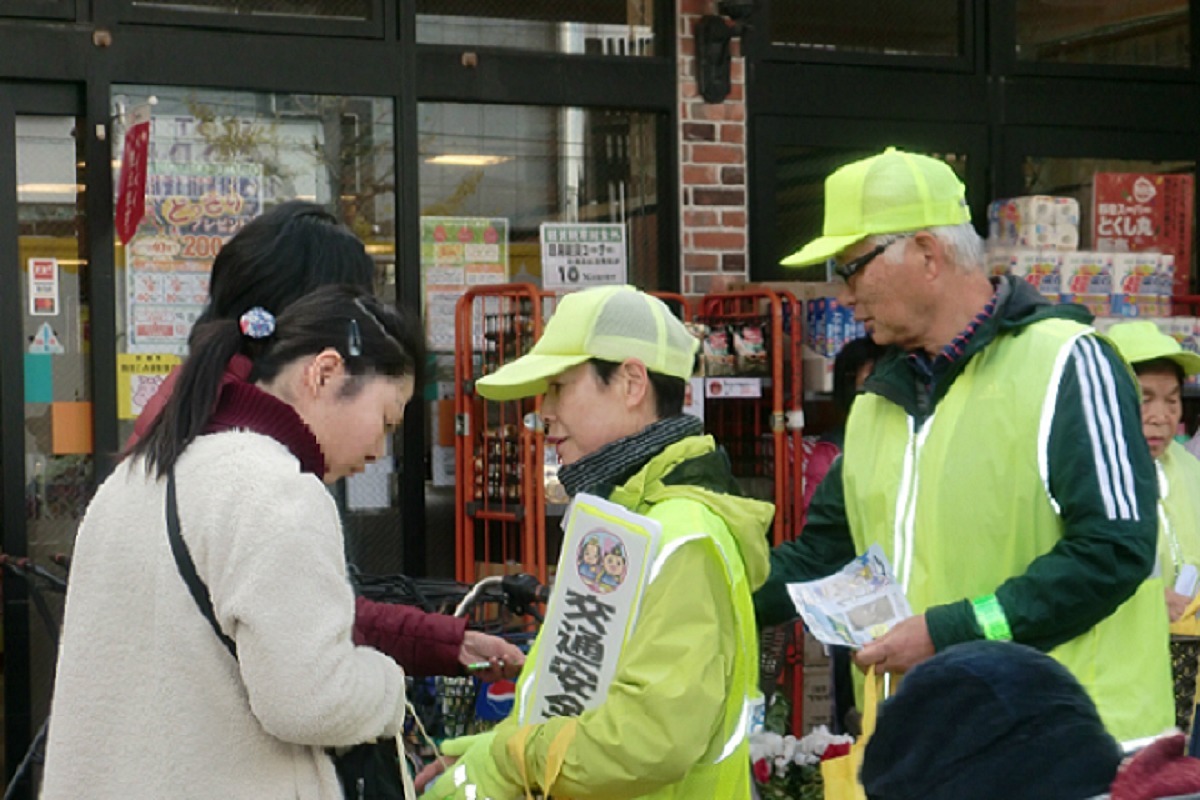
[475,285,699,401]
[782,147,971,267]
[1106,320,1200,376]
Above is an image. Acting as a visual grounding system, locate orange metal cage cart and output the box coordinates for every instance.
[697,287,804,547]
[454,283,548,586]
[454,286,695,586]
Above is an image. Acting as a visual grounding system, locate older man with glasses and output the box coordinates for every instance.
[754,147,1173,744]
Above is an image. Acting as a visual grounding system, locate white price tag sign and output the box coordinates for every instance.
[540,223,627,291]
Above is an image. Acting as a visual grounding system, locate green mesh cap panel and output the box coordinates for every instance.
[849,149,970,236]
[783,147,970,266]
[586,289,698,380]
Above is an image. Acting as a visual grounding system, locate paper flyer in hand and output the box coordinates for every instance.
[786,544,913,649]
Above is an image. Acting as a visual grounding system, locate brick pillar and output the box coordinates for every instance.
[678,0,749,295]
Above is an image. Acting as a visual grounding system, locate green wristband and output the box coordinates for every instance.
[971,594,1013,641]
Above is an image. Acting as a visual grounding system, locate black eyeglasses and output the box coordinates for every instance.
[834,234,914,282]
[834,244,886,282]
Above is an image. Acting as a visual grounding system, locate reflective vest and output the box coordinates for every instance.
[1157,440,1200,590]
[843,318,1173,742]
[512,490,761,800]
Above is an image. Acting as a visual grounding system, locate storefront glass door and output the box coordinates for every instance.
[0,96,86,799]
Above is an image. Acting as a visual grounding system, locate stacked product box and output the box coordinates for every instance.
[1061,251,1113,317]
[805,297,867,358]
[988,247,1174,318]
[991,249,1063,303]
[803,297,867,393]
[988,195,1081,251]
[1111,253,1176,317]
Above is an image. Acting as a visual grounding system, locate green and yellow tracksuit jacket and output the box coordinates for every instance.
[755,276,1173,742]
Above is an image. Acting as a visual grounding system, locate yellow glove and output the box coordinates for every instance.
[424,732,523,800]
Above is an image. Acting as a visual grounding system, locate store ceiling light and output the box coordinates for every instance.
[18,183,85,194]
[425,154,511,166]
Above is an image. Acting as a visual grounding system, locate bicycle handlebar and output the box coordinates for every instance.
[453,573,550,620]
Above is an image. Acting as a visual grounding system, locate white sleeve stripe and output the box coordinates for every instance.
[1088,338,1141,518]
[1081,336,1140,520]
[1073,343,1118,519]
[1074,337,1139,521]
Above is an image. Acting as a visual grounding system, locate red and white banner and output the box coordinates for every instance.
[1093,172,1194,297]
[115,104,152,245]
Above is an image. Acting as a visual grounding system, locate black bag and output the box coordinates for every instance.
[166,470,406,799]
[333,741,406,800]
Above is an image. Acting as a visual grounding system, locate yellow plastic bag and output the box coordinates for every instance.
[820,666,879,800]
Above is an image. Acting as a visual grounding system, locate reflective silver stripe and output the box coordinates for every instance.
[1038,331,1087,515]
[648,534,707,583]
[652,532,752,766]
[1159,461,1180,574]
[714,695,752,763]
[516,672,535,725]
[896,413,936,594]
[892,415,918,591]
[649,532,737,585]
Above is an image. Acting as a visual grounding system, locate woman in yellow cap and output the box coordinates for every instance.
[1107,320,1200,623]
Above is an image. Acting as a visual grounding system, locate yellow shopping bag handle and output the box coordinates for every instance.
[1170,593,1200,637]
[821,666,880,800]
[507,720,577,800]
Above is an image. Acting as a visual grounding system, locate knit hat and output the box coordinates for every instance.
[475,286,698,401]
[1106,320,1200,377]
[782,147,971,267]
[861,641,1121,800]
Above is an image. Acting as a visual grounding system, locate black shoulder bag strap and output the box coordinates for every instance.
[164,469,407,800]
[166,469,236,658]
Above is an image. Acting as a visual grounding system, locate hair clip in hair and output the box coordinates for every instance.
[239,307,276,339]
[348,318,362,357]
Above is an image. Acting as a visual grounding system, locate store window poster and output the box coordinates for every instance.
[126,160,263,354]
[419,216,509,352]
[1093,172,1194,296]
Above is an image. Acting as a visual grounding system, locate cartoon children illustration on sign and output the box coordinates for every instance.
[597,543,627,594]
[577,531,627,594]
[578,535,603,584]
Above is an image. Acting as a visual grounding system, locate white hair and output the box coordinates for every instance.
[870,222,985,274]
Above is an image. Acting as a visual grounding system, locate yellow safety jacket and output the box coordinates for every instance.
[1157,440,1200,591]
[495,435,773,799]
[843,318,1173,742]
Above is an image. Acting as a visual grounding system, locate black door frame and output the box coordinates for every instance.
[0,80,86,796]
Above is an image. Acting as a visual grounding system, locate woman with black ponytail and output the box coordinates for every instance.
[44,286,425,798]
[126,202,524,680]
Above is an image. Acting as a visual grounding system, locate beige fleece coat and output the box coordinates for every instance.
[41,432,407,799]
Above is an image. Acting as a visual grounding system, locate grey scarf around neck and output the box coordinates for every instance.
[557,414,705,499]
